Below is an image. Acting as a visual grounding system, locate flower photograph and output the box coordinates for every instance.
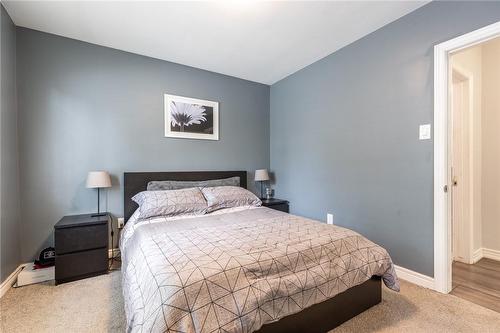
[164,94,219,140]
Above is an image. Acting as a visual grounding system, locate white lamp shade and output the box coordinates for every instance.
[254,169,270,181]
[86,171,112,188]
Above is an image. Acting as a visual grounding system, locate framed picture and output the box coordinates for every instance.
[164,94,219,140]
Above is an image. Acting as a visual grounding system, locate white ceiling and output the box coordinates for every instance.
[3,1,428,85]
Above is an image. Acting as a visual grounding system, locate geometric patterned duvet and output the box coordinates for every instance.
[120,207,399,333]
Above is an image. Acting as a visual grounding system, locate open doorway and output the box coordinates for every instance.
[448,37,500,313]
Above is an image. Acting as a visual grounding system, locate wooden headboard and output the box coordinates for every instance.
[123,171,247,222]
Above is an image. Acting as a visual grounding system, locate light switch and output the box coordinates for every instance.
[419,124,431,140]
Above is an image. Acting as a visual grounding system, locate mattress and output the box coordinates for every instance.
[120,206,399,333]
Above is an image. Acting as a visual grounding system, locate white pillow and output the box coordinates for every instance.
[132,187,208,219]
[201,186,261,212]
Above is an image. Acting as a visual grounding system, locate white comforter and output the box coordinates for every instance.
[120,206,399,333]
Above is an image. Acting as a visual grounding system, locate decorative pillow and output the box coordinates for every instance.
[132,187,208,219]
[201,186,261,212]
[147,176,240,191]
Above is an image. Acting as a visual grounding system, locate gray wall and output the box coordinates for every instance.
[1,4,21,282]
[17,28,270,262]
[270,1,500,277]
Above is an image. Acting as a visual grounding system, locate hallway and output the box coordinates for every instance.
[452,258,500,313]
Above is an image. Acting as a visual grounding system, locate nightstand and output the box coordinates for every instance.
[261,198,289,213]
[54,213,109,284]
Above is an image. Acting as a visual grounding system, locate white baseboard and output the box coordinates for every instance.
[394,265,435,290]
[472,248,483,263]
[1,249,121,298]
[469,247,500,263]
[482,248,500,261]
[3,257,438,297]
[0,263,29,298]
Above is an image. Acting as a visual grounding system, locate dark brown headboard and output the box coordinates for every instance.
[123,171,247,222]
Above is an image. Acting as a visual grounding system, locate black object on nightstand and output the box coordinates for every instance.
[54,213,109,285]
[261,198,289,213]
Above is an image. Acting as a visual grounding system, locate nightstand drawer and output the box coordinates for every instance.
[55,224,108,254]
[55,248,108,283]
[270,203,289,213]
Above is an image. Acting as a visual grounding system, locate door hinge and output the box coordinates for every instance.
[444,185,448,193]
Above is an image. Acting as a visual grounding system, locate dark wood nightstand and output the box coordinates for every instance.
[54,213,109,285]
[261,198,289,213]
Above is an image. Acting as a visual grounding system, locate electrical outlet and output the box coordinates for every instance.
[117,217,125,229]
[327,213,334,225]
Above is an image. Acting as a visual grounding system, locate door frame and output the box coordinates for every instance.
[450,64,474,264]
[434,21,500,293]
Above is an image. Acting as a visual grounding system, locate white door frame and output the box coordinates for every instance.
[450,65,474,264]
[434,21,500,293]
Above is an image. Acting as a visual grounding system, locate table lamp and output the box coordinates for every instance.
[254,169,270,199]
[86,171,111,217]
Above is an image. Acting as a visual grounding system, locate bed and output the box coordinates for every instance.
[121,171,399,333]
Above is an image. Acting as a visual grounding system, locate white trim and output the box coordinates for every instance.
[450,64,475,265]
[1,249,121,297]
[434,37,452,294]
[482,248,500,261]
[472,248,483,264]
[434,20,500,294]
[0,263,29,298]
[394,265,435,290]
[470,247,500,263]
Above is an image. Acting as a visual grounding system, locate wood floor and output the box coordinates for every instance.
[451,258,500,313]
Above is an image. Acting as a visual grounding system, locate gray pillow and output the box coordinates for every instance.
[147,176,240,191]
[132,187,208,219]
[201,186,261,212]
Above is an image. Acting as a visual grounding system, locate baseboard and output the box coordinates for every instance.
[469,247,500,263]
[482,248,500,261]
[0,263,29,298]
[108,248,120,259]
[472,248,483,263]
[3,257,437,297]
[1,249,121,297]
[394,265,435,290]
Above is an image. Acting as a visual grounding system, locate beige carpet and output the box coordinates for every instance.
[1,271,500,333]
